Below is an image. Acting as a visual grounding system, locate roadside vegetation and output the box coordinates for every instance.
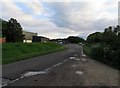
[2,42,66,64]
[67,36,85,44]
[83,25,120,70]
[1,18,66,64]
[1,18,23,42]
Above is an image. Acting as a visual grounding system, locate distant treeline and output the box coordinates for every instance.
[84,25,120,70]
[1,18,85,43]
[51,36,85,44]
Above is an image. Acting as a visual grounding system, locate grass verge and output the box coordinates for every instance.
[2,42,66,64]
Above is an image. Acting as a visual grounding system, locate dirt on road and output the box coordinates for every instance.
[7,55,119,87]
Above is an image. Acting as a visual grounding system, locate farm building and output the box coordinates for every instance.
[32,36,49,42]
[23,31,37,43]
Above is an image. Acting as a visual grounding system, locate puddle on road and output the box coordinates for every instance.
[69,56,76,60]
[69,56,81,61]
[75,71,83,75]
[23,71,47,77]
[69,55,89,63]
[2,71,47,87]
[2,60,68,87]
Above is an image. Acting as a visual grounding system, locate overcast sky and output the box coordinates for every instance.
[1,0,119,39]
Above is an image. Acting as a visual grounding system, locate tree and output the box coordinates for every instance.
[114,25,120,35]
[103,26,117,46]
[85,25,120,70]
[2,18,23,42]
[0,19,7,37]
[67,36,85,44]
[86,32,103,43]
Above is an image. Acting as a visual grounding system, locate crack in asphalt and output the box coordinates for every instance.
[2,58,70,87]
[2,51,84,87]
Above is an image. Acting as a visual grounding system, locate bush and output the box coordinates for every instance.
[90,44,104,59]
[84,25,120,70]
[83,43,120,70]
[83,44,91,56]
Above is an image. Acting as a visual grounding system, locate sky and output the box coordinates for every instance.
[1,0,119,39]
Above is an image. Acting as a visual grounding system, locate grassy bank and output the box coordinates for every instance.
[2,42,66,64]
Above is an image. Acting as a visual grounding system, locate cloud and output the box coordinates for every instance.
[41,1,118,38]
[16,0,44,16]
[1,0,118,39]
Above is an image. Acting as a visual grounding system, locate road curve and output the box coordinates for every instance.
[2,44,82,80]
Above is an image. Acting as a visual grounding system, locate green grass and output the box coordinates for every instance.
[2,42,66,64]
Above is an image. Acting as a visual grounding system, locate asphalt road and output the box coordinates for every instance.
[2,44,82,80]
[2,44,119,87]
[8,57,119,86]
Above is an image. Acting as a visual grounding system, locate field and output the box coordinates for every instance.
[2,42,65,64]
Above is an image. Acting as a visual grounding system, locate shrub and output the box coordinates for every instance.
[83,43,120,70]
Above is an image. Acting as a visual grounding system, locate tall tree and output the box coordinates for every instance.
[1,19,7,37]
[103,26,117,45]
[2,18,23,42]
